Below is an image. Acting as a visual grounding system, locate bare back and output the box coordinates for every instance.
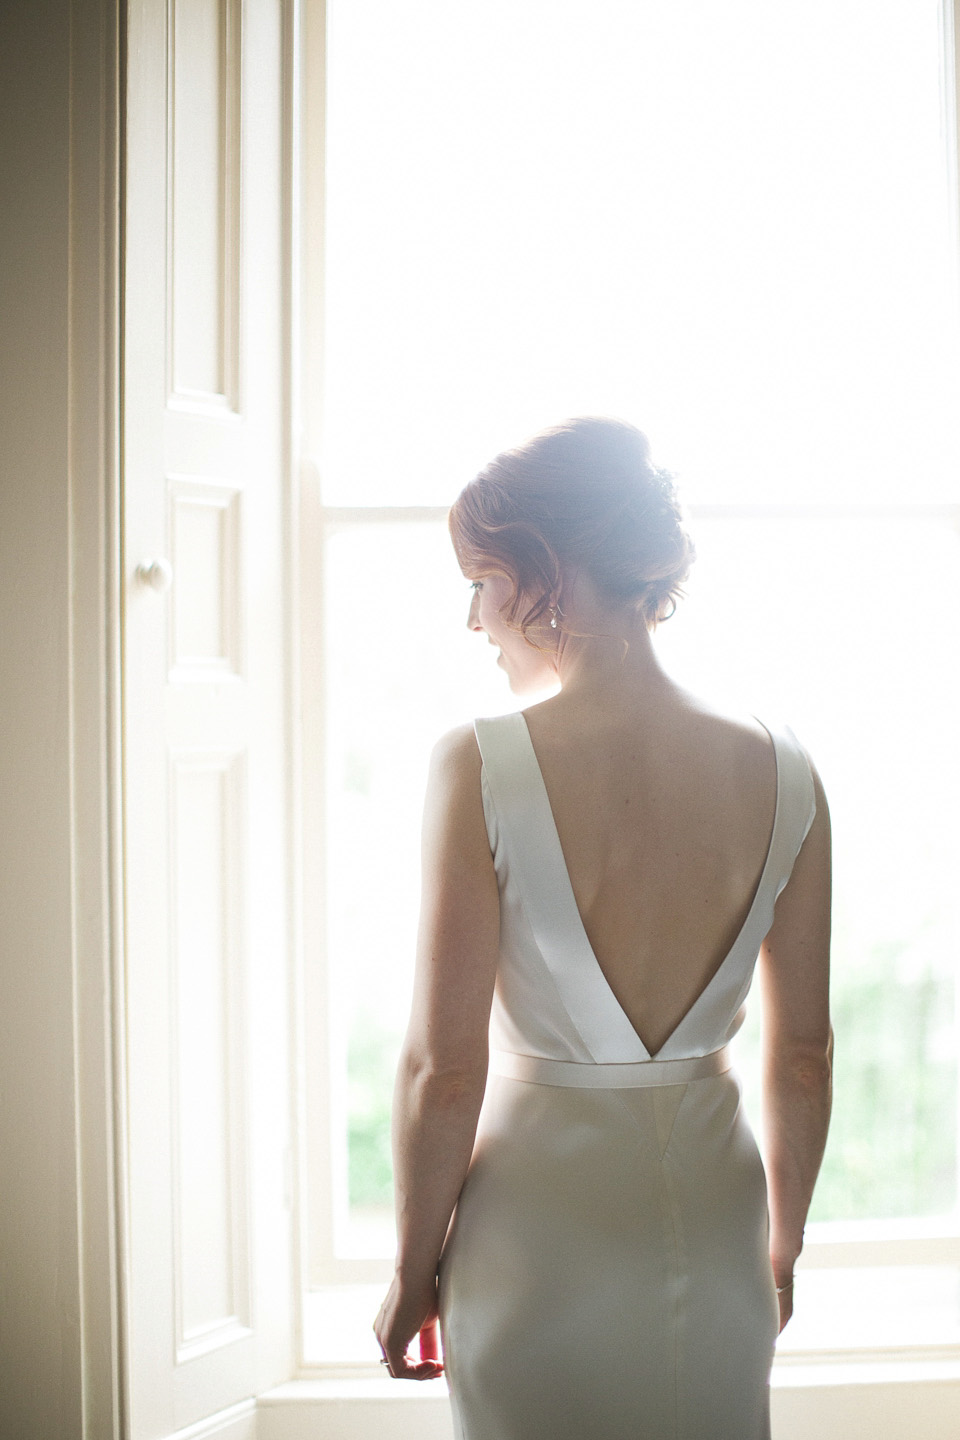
[522,696,778,1056]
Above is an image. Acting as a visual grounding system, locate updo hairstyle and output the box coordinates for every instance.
[449,417,694,637]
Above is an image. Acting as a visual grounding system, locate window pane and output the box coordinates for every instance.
[324,512,959,1264]
[323,0,959,507]
[323,520,515,1258]
[776,1263,960,1351]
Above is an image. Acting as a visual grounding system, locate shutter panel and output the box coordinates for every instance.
[123,1,294,1432]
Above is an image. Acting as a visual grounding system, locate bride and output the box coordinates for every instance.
[375,417,832,1440]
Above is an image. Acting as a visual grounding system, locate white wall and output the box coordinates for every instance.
[0,3,120,1437]
[0,3,81,1433]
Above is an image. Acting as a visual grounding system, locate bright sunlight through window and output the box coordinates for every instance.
[304,0,960,1364]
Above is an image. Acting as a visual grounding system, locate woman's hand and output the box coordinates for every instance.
[374,1272,444,1380]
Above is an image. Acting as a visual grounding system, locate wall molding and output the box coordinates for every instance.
[68,0,125,1436]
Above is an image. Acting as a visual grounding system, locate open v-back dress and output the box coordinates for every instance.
[437,711,816,1440]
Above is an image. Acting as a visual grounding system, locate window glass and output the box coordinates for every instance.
[314,0,960,1334]
[323,0,959,507]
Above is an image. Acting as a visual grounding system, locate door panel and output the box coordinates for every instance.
[124,1,293,1432]
[168,0,242,409]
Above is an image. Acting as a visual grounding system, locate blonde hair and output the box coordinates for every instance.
[449,417,694,636]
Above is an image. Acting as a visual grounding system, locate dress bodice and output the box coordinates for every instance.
[474,711,816,1068]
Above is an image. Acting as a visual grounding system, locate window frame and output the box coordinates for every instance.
[293,0,960,1369]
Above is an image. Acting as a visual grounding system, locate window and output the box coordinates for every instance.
[299,0,960,1365]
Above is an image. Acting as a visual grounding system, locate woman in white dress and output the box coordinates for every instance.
[375,417,832,1439]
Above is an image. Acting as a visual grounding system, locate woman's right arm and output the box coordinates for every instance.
[757,760,833,1332]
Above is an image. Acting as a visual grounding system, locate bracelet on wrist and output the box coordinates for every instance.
[775,1278,794,1295]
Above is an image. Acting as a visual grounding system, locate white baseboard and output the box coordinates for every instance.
[167,1399,258,1440]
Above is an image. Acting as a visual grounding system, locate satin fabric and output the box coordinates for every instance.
[438,713,816,1440]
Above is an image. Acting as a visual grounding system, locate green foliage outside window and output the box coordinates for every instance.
[809,944,955,1222]
[348,1014,399,1210]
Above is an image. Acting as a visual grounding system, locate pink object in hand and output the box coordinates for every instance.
[419,1325,441,1363]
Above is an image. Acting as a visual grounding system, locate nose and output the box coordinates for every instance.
[467,587,482,631]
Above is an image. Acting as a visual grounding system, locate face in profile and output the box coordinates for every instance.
[466,572,558,696]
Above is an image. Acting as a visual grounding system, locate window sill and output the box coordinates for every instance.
[258,1377,451,1440]
[258,1359,960,1440]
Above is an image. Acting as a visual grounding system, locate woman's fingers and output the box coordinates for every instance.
[381,1347,444,1380]
[373,1277,444,1379]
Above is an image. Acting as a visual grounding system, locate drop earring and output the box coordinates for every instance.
[550,602,564,630]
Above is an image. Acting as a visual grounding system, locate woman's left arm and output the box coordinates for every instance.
[374,724,500,1379]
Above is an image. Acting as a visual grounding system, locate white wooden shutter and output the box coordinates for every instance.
[123,1,295,1432]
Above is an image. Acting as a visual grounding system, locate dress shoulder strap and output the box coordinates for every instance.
[473,712,580,933]
[763,723,817,899]
[473,711,649,1062]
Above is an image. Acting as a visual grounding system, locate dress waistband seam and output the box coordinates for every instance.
[488,1045,733,1089]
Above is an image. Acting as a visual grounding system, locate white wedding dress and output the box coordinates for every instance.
[438,711,816,1440]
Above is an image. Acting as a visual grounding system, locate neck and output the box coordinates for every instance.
[549,583,676,712]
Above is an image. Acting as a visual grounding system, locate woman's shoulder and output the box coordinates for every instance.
[428,721,483,780]
[430,712,536,808]
[675,697,813,768]
[672,692,769,739]
[420,724,491,844]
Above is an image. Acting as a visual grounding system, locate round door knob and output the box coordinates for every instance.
[136,558,173,592]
